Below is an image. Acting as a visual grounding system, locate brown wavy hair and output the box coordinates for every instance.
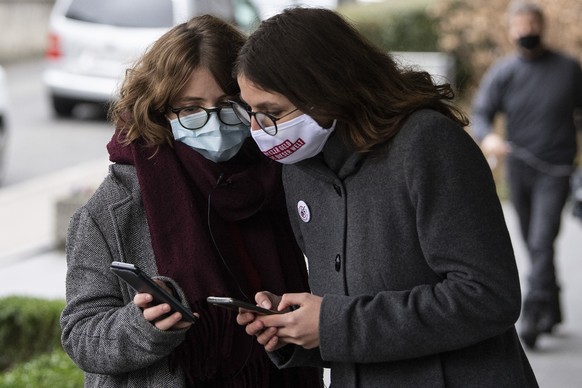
[235,7,469,152]
[110,15,246,147]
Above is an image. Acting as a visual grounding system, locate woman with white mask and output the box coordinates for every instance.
[234,7,538,388]
[60,15,323,388]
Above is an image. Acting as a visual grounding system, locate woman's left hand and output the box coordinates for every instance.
[256,292,322,352]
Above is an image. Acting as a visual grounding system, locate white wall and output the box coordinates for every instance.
[0,0,54,63]
[392,52,455,86]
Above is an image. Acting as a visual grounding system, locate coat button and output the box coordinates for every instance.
[333,184,342,197]
[335,254,341,271]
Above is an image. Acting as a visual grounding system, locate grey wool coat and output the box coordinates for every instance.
[61,164,190,387]
[272,110,538,387]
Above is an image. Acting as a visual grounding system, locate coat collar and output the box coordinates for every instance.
[291,132,366,182]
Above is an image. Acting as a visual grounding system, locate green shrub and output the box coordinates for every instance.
[339,1,439,52]
[0,348,83,388]
[0,296,65,371]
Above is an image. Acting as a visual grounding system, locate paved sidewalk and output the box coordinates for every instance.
[0,160,581,387]
[0,157,110,267]
[506,204,582,388]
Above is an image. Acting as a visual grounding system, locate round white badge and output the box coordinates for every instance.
[297,200,311,223]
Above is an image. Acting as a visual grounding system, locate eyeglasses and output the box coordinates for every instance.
[168,105,243,130]
[227,100,299,136]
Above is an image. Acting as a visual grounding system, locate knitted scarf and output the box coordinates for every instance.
[107,132,320,387]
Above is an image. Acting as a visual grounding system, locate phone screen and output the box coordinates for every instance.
[110,261,197,323]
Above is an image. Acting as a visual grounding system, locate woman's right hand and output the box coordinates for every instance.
[237,291,282,347]
[133,281,196,331]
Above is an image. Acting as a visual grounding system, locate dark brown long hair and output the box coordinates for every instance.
[110,15,246,146]
[236,7,469,152]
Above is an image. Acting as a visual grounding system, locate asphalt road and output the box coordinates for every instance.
[1,59,113,187]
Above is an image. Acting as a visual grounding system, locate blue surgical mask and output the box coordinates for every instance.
[170,109,250,163]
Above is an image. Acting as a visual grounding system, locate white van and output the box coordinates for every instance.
[42,0,260,117]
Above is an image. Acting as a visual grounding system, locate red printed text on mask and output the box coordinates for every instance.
[262,138,305,160]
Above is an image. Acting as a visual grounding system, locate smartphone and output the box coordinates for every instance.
[110,261,197,323]
[207,296,282,315]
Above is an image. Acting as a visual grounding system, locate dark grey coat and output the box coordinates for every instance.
[273,110,538,387]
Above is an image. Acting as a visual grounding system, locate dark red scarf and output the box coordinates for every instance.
[107,133,320,387]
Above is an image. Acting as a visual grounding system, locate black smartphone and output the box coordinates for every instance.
[110,261,197,323]
[207,296,282,315]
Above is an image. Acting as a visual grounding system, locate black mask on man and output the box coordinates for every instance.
[517,34,541,50]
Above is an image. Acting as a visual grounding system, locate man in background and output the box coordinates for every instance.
[471,1,582,349]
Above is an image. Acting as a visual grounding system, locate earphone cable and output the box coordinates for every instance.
[207,187,251,302]
[207,176,254,379]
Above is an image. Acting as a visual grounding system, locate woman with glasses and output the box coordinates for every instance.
[60,15,322,388]
[235,7,538,388]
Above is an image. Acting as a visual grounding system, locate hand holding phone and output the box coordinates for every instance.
[207,296,283,315]
[110,261,197,323]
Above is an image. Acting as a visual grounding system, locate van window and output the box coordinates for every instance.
[194,0,260,32]
[65,0,174,28]
[232,0,261,31]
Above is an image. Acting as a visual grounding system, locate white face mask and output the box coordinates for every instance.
[170,109,249,163]
[250,114,336,164]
